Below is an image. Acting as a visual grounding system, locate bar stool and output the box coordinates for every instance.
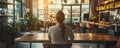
[86,23,93,33]
[43,43,72,48]
[80,22,86,33]
[74,22,80,33]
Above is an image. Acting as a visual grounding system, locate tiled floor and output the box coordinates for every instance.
[16,43,100,48]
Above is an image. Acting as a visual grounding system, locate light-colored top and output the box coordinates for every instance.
[48,24,74,44]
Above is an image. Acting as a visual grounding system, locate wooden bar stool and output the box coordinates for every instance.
[86,23,93,33]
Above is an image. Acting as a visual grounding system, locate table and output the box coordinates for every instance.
[15,33,119,48]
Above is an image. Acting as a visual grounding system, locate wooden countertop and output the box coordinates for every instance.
[82,22,110,27]
[15,33,118,43]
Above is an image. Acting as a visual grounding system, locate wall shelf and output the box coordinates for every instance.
[0,1,13,5]
[0,0,14,27]
[0,15,12,17]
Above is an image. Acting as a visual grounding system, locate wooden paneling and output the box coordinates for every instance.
[29,0,33,16]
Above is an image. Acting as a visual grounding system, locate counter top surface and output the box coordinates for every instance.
[15,32,118,43]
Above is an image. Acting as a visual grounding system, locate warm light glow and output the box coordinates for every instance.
[89,33,93,40]
[48,0,53,4]
[89,33,92,36]
[104,1,107,4]
[102,0,114,4]
[36,0,90,21]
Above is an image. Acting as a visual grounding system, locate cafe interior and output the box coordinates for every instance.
[0,0,120,48]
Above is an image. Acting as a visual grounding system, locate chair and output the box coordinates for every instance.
[86,23,93,33]
[100,37,120,48]
[43,43,72,48]
[80,22,86,33]
[74,22,80,33]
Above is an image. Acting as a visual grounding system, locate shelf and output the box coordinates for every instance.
[0,15,12,17]
[62,4,81,6]
[0,1,13,5]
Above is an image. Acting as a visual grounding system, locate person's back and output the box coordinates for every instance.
[48,10,74,44]
[43,10,74,48]
[48,24,74,44]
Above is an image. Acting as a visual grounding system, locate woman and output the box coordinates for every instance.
[48,10,74,44]
[43,10,74,48]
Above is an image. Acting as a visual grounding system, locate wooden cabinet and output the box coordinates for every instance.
[0,16,8,27]
[0,15,12,27]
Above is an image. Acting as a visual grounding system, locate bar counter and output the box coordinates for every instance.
[82,22,110,27]
[15,32,119,48]
[15,32,118,43]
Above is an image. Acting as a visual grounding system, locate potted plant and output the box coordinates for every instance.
[75,0,78,4]
[36,20,43,31]
[64,0,67,3]
[24,15,37,31]
[0,20,21,48]
[24,14,44,31]
[91,15,97,22]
